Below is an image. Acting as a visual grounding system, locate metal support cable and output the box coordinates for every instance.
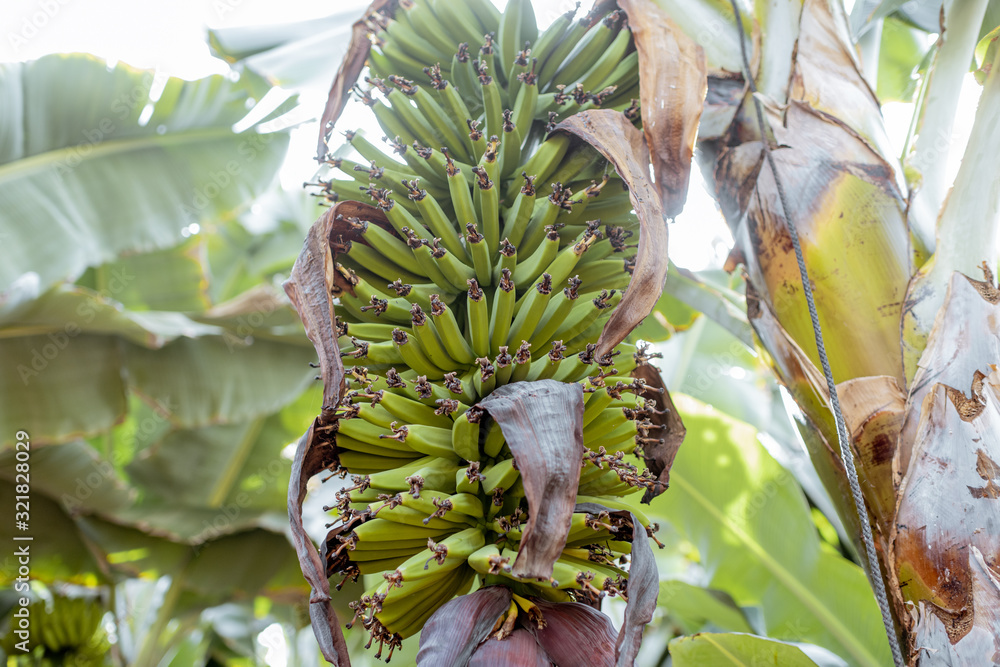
[726,2,904,664]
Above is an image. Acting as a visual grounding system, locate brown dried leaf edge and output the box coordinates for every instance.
[282,200,397,665]
[478,379,585,579]
[553,110,669,359]
[618,0,706,218]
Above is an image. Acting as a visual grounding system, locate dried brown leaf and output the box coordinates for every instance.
[618,0,706,218]
[284,209,345,419]
[716,101,910,387]
[283,200,381,665]
[789,0,899,177]
[630,362,684,503]
[553,110,668,358]
[477,380,585,579]
[615,511,657,666]
[570,503,658,666]
[315,0,398,161]
[287,425,349,666]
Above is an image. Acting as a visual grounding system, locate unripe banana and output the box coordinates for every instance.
[311,0,653,650]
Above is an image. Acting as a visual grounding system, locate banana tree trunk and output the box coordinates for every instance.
[657,0,1000,661]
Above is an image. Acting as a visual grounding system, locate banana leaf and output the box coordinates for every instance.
[0,54,291,298]
[207,10,361,88]
[669,633,828,666]
[647,395,893,667]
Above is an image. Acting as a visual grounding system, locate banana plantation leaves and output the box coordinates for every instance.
[627,283,699,343]
[208,10,361,89]
[649,396,892,666]
[553,110,668,359]
[0,438,287,544]
[180,530,309,603]
[73,517,307,607]
[1,297,313,447]
[669,633,825,666]
[124,336,316,429]
[658,580,754,634]
[876,17,927,103]
[478,379,585,578]
[910,546,1000,665]
[618,0,706,218]
[0,54,289,297]
[0,334,127,446]
[90,239,213,313]
[0,439,133,516]
[0,480,102,585]
[0,284,221,347]
[125,415,291,511]
[650,263,752,347]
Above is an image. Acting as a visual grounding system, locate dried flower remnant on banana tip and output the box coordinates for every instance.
[283,0,694,662]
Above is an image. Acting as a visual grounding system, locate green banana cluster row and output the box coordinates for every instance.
[0,596,109,661]
[318,349,668,653]
[306,0,658,656]
[360,0,640,146]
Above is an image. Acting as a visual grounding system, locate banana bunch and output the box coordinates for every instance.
[0,596,109,662]
[360,0,641,137]
[307,0,663,656]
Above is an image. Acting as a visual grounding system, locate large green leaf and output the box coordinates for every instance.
[124,336,315,429]
[669,633,823,666]
[658,580,754,635]
[0,327,313,448]
[208,11,359,89]
[0,480,102,585]
[0,335,128,446]
[0,54,290,297]
[646,396,892,667]
[877,17,927,102]
[126,412,293,511]
[655,315,852,551]
[0,284,222,346]
[87,239,213,312]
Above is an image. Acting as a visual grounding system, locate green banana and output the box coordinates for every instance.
[308,0,654,650]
